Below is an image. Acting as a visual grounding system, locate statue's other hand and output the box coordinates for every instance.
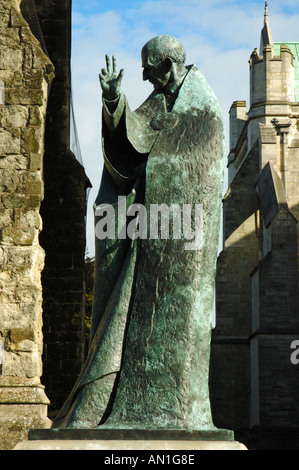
[99,55,124,101]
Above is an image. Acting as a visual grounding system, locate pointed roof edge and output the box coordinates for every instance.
[260,1,274,54]
[264,1,269,22]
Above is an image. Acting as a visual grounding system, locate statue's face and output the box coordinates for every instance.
[141,49,171,90]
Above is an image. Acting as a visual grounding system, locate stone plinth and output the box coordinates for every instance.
[14,439,247,450]
[0,378,51,450]
[13,428,247,450]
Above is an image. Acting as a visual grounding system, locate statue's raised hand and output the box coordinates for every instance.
[99,55,124,101]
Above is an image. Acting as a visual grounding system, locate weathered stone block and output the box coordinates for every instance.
[0,11,10,28]
[9,339,36,353]
[8,328,36,352]
[0,48,23,71]
[22,127,43,154]
[29,153,42,170]
[25,178,43,197]
[1,299,42,331]
[0,208,13,228]
[15,285,41,303]
[0,302,21,328]
[0,128,20,154]
[4,245,41,271]
[0,105,29,128]
[3,350,42,379]
[0,227,36,246]
[5,88,44,106]
[33,48,53,73]
[24,69,44,89]
[0,155,28,170]
[26,194,43,208]
[16,209,41,229]
[0,284,15,303]
[0,402,51,451]
[0,168,19,192]
[2,193,26,209]
[0,27,20,47]
[28,106,42,127]
[0,282,39,305]
[0,70,15,88]
[23,45,33,71]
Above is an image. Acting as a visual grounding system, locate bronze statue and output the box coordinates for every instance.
[53,35,226,432]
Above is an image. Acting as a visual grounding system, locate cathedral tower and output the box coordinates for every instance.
[210,3,299,450]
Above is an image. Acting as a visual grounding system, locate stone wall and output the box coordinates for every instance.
[250,207,299,441]
[0,0,53,450]
[210,147,260,443]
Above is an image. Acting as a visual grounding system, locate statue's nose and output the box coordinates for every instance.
[143,68,148,81]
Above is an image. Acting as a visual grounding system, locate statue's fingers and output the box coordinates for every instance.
[112,55,117,74]
[117,69,124,83]
[99,74,108,88]
[101,68,108,76]
[105,54,111,73]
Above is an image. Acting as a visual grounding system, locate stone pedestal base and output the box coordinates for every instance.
[14,428,247,450]
[14,439,247,450]
[0,380,51,450]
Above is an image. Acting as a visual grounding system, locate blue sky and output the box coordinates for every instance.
[70,0,299,256]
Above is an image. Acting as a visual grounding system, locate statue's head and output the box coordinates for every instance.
[141,35,186,90]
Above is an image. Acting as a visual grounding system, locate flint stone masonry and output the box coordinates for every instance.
[0,0,54,450]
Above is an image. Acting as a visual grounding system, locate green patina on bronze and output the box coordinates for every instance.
[53,35,228,435]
